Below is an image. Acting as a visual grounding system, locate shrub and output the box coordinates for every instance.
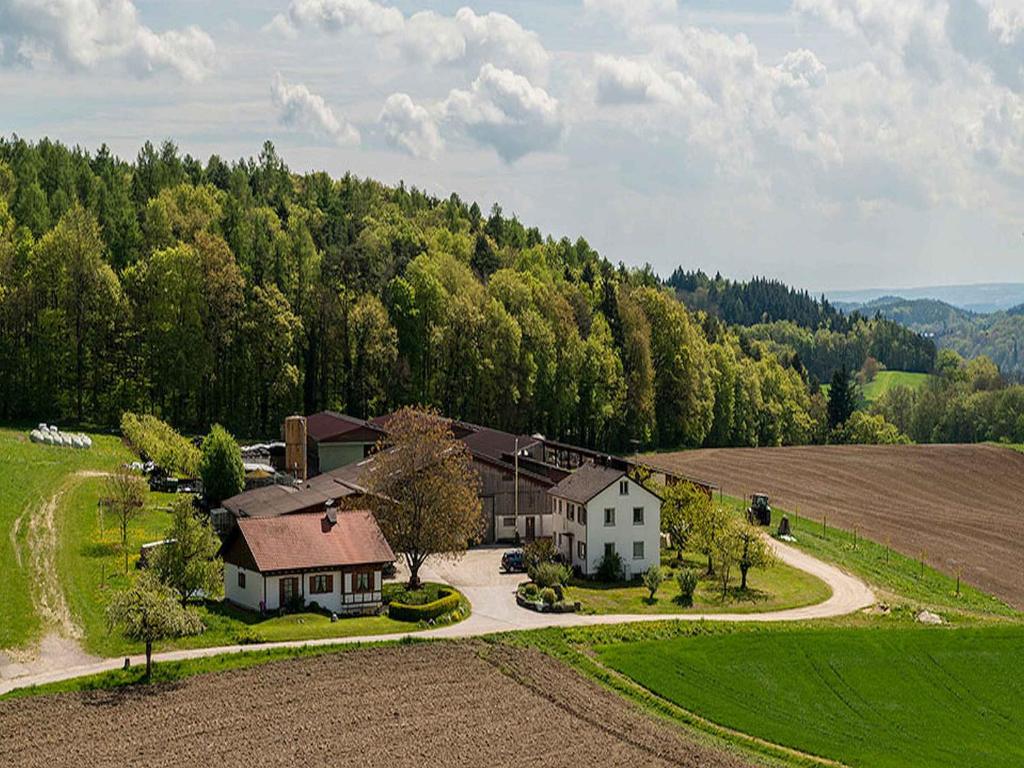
[120,411,200,476]
[597,550,624,582]
[200,424,245,505]
[524,538,558,578]
[388,587,461,622]
[233,627,266,645]
[677,569,699,606]
[521,583,539,599]
[539,587,557,606]
[643,564,664,600]
[532,561,571,589]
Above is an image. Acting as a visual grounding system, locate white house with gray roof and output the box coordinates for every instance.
[548,461,662,579]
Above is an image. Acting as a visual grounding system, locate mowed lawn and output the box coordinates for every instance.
[58,478,452,656]
[598,626,1024,768]
[0,426,130,648]
[565,549,830,615]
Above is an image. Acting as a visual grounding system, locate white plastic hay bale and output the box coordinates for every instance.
[71,434,85,449]
[30,429,44,443]
[82,435,92,449]
[42,431,56,445]
[37,423,47,432]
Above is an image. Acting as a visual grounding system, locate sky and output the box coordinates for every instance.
[1,0,1023,291]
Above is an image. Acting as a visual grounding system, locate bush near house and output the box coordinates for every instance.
[387,587,461,622]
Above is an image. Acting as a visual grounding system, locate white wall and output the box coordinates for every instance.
[224,566,384,614]
[495,513,553,542]
[583,478,661,579]
[224,562,264,611]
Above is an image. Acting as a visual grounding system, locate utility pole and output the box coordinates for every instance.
[514,436,520,521]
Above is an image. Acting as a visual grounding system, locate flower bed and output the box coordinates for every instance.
[515,583,579,613]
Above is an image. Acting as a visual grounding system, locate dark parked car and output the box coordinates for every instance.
[501,550,526,573]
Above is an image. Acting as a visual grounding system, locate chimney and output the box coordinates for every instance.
[322,508,337,532]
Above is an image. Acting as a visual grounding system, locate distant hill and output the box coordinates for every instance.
[827,283,1024,314]
[843,296,1024,376]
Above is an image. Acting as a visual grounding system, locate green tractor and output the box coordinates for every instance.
[747,493,771,526]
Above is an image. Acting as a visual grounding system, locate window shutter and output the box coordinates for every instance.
[327,574,334,592]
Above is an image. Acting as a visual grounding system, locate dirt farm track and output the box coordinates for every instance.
[0,642,753,768]
[647,443,1024,609]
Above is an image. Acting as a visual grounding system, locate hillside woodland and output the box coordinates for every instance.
[842,296,1024,378]
[0,137,1021,448]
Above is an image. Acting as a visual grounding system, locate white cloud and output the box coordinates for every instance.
[271,73,360,146]
[379,93,443,159]
[583,0,678,24]
[281,0,549,78]
[442,63,563,162]
[0,0,216,81]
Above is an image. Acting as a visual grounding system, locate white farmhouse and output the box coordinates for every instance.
[221,509,394,615]
[549,461,662,579]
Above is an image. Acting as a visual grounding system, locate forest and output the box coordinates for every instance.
[0,135,1009,451]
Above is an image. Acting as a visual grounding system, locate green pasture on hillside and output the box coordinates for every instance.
[821,370,931,406]
[0,427,130,648]
[598,625,1024,768]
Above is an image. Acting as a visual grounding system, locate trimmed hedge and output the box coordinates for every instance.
[388,587,461,622]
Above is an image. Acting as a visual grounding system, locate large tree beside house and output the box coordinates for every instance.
[366,407,482,589]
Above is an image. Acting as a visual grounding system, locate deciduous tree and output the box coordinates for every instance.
[365,407,482,590]
[105,466,147,574]
[150,497,223,605]
[199,424,244,506]
[106,571,204,678]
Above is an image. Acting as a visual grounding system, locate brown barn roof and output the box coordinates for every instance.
[306,411,385,444]
[222,475,361,518]
[226,510,394,573]
[549,461,626,504]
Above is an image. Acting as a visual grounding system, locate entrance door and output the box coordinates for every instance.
[279,576,299,607]
[525,516,536,542]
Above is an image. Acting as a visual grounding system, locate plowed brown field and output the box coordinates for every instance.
[0,642,754,768]
[647,444,1024,608]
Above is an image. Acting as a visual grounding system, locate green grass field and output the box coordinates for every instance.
[859,370,931,403]
[597,625,1024,768]
[565,548,831,615]
[0,426,130,648]
[821,370,931,406]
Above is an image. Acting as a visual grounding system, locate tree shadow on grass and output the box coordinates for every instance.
[81,541,118,558]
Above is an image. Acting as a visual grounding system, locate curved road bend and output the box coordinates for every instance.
[0,538,874,696]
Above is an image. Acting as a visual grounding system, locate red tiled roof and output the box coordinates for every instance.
[231,510,394,573]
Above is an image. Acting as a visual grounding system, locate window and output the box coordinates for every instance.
[353,572,371,592]
[619,479,629,495]
[568,503,575,522]
[633,541,645,560]
[309,574,333,594]
[557,499,563,514]
[604,508,616,526]
[633,506,644,525]
[604,542,615,559]
[503,516,516,527]
[237,571,246,589]
[578,541,586,559]
[580,508,587,525]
